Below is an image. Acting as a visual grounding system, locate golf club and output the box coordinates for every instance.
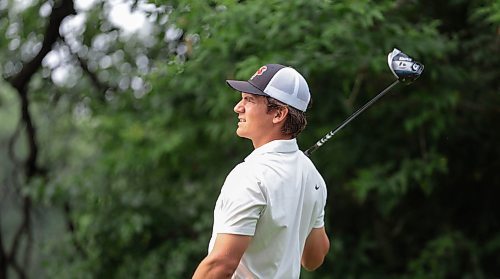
[304,48,424,157]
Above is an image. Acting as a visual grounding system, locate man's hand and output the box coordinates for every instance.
[193,233,252,279]
[301,227,330,271]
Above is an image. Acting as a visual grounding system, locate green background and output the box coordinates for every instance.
[1,0,499,278]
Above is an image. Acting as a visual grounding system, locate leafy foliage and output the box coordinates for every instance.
[1,0,499,278]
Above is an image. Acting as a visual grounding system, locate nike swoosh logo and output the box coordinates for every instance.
[315,185,320,190]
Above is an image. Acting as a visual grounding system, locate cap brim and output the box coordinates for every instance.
[226,80,267,96]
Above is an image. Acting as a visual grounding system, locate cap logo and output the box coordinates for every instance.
[250,66,267,80]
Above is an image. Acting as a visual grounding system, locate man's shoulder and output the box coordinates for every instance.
[221,162,267,196]
[229,160,267,178]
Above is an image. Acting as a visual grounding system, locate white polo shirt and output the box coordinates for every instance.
[208,139,327,279]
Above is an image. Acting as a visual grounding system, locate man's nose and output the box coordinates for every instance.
[234,100,244,113]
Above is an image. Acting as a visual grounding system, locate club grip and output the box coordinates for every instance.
[304,144,319,157]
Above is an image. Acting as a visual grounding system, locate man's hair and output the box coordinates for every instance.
[266,96,308,138]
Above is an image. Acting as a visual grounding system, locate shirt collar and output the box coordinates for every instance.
[245,139,299,161]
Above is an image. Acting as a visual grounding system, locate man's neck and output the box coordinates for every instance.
[252,134,293,149]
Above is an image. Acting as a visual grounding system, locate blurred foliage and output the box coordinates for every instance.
[1,0,499,278]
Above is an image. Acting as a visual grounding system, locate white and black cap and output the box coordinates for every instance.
[226,64,311,112]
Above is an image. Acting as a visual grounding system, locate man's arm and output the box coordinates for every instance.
[301,227,330,271]
[192,233,252,279]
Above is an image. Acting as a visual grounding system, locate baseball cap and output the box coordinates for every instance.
[226,64,311,112]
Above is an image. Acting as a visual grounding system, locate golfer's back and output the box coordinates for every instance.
[209,139,327,279]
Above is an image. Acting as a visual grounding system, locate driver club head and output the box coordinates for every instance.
[388,48,424,84]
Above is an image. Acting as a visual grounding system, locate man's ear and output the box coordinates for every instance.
[272,106,289,124]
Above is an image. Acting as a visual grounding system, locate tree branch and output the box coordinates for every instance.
[8,197,31,266]
[7,0,76,92]
[75,54,116,101]
[18,89,41,179]
[8,254,27,279]
[0,214,7,279]
[22,217,33,272]
[2,1,76,278]
[346,72,365,111]
[62,202,87,258]
[60,36,117,101]
[7,118,23,171]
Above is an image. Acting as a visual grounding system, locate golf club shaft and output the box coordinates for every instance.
[304,80,400,157]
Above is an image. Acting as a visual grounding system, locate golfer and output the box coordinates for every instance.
[193,64,330,279]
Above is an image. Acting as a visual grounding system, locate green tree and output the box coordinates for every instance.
[1,0,499,278]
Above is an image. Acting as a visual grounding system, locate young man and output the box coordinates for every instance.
[193,64,329,279]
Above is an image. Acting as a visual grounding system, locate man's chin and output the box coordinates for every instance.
[236,129,249,139]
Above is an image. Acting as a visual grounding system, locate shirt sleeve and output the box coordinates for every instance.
[313,178,327,228]
[214,163,267,236]
[313,209,325,228]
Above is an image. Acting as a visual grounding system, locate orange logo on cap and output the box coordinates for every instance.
[251,66,267,80]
